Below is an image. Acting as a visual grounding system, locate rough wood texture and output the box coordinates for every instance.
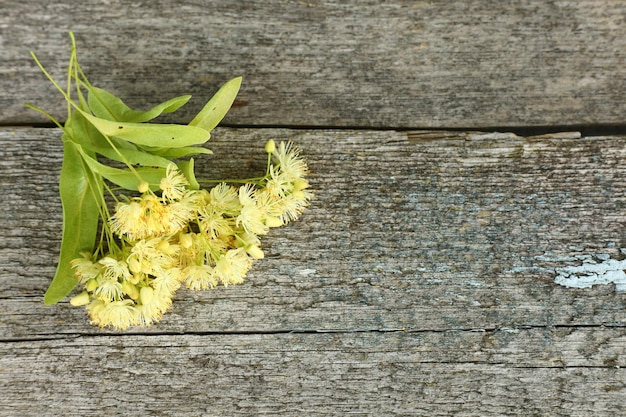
[1,128,625,415]
[2,1,626,415]
[2,0,625,128]
[1,331,626,416]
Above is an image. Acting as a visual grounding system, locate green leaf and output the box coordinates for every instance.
[189,76,241,131]
[88,86,191,122]
[44,141,101,305]
[77,108,211,148]
[65,106,110,150]
[142,145,213,159]
[177,158,199,190]
[87,145,173,169]
[76,144,166,191]
[64,109,138,153]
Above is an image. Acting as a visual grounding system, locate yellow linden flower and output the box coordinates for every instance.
[214,248,252,286]
[202,235,232,265]
[255,189,286,222]
[121,281,140,300]
[61,137,310,329]
[197,204,234,239]
[94,278,124,301]
[127,272,144,285]
[237,230,261,248]
[156,239,179,256]
[110,200,144,239]
[151,267,183,295]
[273,141,308,181]
[138,195,175,236]
[159,164,189,202]
[70,291,90,306]
[70,252,102,283]
[265,165,292,198]
[137,181,150,193]
[237,204,268,235]
[136,286,173,326]
[264,139,276,154]
[237,185,268,235]
[85,278,99,292]
[127,237,177,276]
[236,231,264,259]
[127,239,158,274]
[276,189,312,223]
[184,264,217,290]
[165,192,200,232]
[209,183,241,215]
[98,256,132,282]
[92,299,138,330]
[245,244,264,260]
[292,178,310,192]
[110,195,162,239]
[178,233,194,249]
[111,194,196,240]
[264,215,284,228]
[177,233,206,269]
[86,300,106,326]
[238,183,256,206]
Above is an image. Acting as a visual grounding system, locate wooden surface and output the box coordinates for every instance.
[2,128,626,415]
[1,1,626,416]
[2,0,626,128]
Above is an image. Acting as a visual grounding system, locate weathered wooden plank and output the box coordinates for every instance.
[2,0,625,128]
[1,330,625,416]
[2,127,625,415]
[1,127,625,338]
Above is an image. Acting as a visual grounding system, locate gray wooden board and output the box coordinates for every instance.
[1,331,626,417]
[1,127,625,415]
[2,0,625,128]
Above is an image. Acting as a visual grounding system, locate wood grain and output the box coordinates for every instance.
[1,127,626,414]
[2,0,625,128]
[2,127,625,336]
[1,330,626,416]
[2,1,626,412]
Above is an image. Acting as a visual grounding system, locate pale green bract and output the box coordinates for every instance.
[45,140,101,305]
[77,109,212,148]
[87,86,191,123]
[189,77,242,131]
[27,33,241,305]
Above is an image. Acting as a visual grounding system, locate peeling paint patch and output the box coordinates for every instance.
[554,252,626,291]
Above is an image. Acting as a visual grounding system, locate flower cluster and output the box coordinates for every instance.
[69,140,311,330]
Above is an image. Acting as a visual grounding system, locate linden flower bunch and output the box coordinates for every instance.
[69,141,310,329]
[27,33,311,329]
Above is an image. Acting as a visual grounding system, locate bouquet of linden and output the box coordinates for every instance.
[27,33,311,330]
